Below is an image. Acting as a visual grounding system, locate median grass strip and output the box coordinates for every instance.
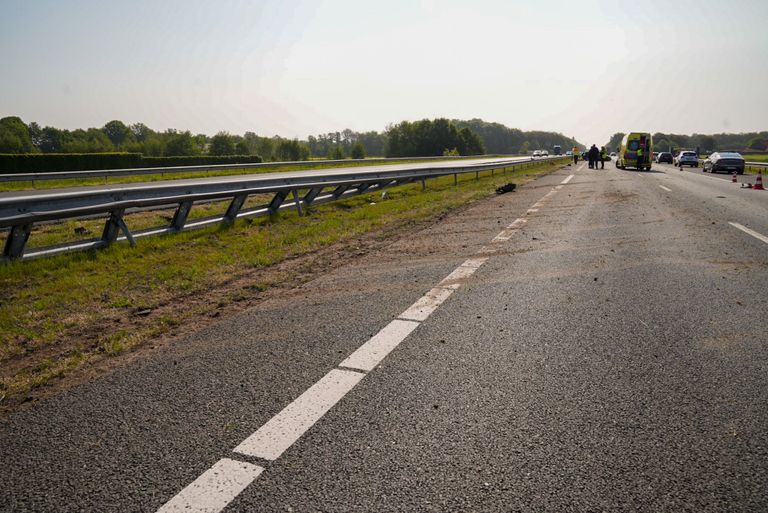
[0,159,566,411]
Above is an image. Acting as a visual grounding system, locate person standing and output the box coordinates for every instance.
[588,144,599,169]
[599,146,607,169]
[572,146,579,164]
[636,145,645,170]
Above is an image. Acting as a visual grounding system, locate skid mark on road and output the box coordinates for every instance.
[155,172,575,513]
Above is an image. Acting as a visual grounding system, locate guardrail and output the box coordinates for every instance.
[0,155,515,183]
[0,156,566,261]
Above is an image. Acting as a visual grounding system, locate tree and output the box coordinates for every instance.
[102,120,129,149]
[235,141,250,155]
[350,142,365,159]
[747,137,768,151]
[275,139,310,161]
[519,141,530,154]
[165,130,198,156]
[129,123,153,142]
[209,132,236,155]
[0,116,36,153]
[328,145,345,160]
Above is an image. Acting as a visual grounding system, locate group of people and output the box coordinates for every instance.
[572,145,608,168]
[587,144,608,169]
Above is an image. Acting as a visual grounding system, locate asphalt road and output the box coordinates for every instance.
[1,161,767,512]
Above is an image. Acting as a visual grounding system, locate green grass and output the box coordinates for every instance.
[742,154,768,162]
[0,155,513,193]
[0,158,566,403]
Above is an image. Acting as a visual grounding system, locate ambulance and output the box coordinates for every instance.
[617,133,653,171]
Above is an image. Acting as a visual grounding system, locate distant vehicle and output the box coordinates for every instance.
[656,152,673,164]
[533,150,542,157]
[566,150,573,156]
[610,152,617,158]
[674,151,699,168]
[617,132,653,170]
[703,151,745,174]
[541,150,549,156]
[553,145,562,155]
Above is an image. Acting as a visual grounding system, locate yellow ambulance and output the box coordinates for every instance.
[617,133,653,171]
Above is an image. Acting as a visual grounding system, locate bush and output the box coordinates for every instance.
[0,153,263,174]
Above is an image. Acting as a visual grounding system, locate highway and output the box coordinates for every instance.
[1,160,767,511]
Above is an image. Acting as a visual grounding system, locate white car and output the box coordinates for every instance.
[674,151,699,168]
[542,150,549,156]
[533,150,542,157]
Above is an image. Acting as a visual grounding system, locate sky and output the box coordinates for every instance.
[1,0,767,146]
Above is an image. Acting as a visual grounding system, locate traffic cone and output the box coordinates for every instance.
[755,171,764,190]
[732,171,737,183]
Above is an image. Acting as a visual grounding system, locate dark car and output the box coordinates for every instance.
[703,151,745,174]
[656,152,673,164]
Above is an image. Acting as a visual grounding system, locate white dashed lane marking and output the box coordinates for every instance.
[659,185,672,192]
[729,222,768,245]
[560,174,574,184]
[339,320,420,371]
[156,458,264,513]
[233,369,366,460]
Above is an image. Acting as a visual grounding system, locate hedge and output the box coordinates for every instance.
[0,153,263,174]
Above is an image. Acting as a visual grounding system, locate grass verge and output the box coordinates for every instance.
[0,158,566,412]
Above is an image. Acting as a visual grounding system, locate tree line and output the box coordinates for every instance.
[1,115,584,161]
[605,131,768,154]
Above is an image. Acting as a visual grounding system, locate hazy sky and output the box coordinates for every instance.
[2,0,767,146]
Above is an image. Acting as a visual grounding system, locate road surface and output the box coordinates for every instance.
[1,161,767,512]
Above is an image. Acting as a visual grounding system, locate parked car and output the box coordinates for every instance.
[674,151,699,168]
[703,151,745,174]
[656,152,673,163]
[533,150,542,157]
[541,150,549,156]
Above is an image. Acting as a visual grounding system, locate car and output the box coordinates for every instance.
[533,150,542,157]
[656,152,673,164]
[610,152,616,158]
[674,151,698,168]
[541,150,549,156]
[703,151,745,174]
[566,151,573,156]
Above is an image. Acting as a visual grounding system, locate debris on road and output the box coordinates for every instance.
[495,183,517,194]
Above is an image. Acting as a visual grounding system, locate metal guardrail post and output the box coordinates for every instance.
[303,186,323,206]
[224,194,248,222]
[171,201,193,231]
[102,209,136,247]
[332,185,350,198]
[291,190,303,217]
[267,191,288,214]
[3,223,32,260]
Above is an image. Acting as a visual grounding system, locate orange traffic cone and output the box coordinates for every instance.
[755,171,765,190]
[732,171,737,183]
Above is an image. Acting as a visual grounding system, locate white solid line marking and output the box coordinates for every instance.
[234,369,365,460]
[156,458,264,513]
[527,208,539,214]
[729,222,768,245]
[339,319,420,372]
[561,174,574,184]
[659,185,672,192]
[398,286,455,321]
[438,257,488,288]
